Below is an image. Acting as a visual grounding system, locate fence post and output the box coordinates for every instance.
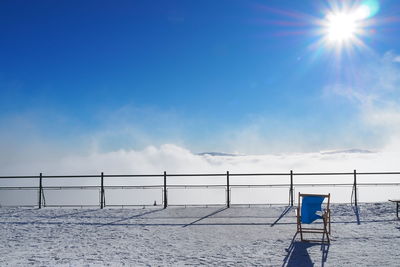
[38,173,42,209]
[226,171,230,208]
[353,169,357,206]
[163,171,167,209]
[290,170,294,206]
[100,172,104,209]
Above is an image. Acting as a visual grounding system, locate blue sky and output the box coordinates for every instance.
[1,0,400,155]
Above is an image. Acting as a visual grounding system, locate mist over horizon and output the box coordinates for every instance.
[1,142,399,176]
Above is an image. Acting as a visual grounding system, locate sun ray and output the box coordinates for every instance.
[255,0,384,60]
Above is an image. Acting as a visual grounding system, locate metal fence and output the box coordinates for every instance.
[0,170,399,208]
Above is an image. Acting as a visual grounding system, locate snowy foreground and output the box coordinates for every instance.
[1,203,399,266]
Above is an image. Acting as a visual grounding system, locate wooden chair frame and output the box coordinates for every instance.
[296,193,331,244]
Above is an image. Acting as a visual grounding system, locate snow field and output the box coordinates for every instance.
[0,202,399,266]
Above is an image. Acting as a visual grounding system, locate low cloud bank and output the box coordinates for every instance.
[1,143,398,175]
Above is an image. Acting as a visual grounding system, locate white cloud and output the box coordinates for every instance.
[325,51,400,151]
[385,50,400,63]
[1,143,398,175]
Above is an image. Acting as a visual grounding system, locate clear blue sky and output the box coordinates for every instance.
[1,0,400,154]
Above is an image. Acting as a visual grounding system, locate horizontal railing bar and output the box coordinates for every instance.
[167,173,293,177]
[0,185,224,190]
[103,186,163,189]
[0,175,161,179]
[42,175,100,178]
[0,176,39,179]
[166,185,226,188]
[167,204,226,207]
[0,186,106,190]
[42,186,100,190]
[233,183,387,187]
[0,175,99,179]
[0,201,386,208]
[231,203,292,206]
[293,172,353,176]
[45,175,237,178]
[293,172,400,176]
[294,183,400,186]
[104,204,163,207]
[0,205,37,207]
[0,187,39,190]
[164,173,226,177]
[1,171,400,179]
[357,172,400,175]
[30,186,163,190]
[44,205,100,208]
[105,185,225,189]
[293,183,353,187]
[103,174,164,178]
[356,183,400,186]
[227,184,290,187]
[167,184,290,188]
[230,173,290,176]
[231,184,354,187]
[1,183,400,191]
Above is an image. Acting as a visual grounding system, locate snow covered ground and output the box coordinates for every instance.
[0,203,399,266]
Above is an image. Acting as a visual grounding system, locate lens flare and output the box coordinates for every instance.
[359,0,380,19]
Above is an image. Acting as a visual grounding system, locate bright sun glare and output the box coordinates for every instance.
[326,12,359,42]
[321,0,380,49]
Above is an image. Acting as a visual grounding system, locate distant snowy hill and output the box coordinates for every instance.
[320,149,373,155]
[197,152,240,157]
[198,149,374,157]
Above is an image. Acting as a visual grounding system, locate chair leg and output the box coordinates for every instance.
[323,216,330,244]
[300,230,303,241]
[296,210,303,241]
[325,225,330,243]
[328,212,331,235]
[297,219,303,241]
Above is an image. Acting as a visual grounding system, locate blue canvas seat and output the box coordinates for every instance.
[296,193,331,243]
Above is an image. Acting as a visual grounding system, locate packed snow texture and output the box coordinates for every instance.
[1,203,399,266]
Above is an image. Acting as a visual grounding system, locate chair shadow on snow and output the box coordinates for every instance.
[282,233,329,267]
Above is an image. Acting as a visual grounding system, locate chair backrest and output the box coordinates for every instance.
[298,193,330,224]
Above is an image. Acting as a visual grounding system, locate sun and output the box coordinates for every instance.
[325,12,359,43]
[318,0,381,52]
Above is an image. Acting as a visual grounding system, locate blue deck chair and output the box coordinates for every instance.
[296,193,331,243]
